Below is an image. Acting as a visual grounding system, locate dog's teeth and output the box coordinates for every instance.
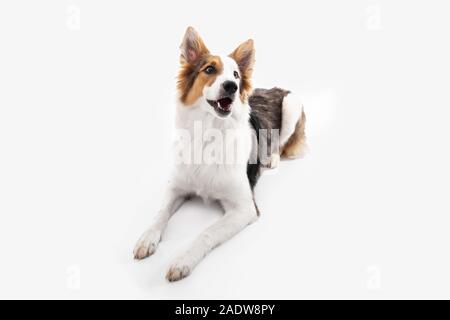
[218,100,222,108]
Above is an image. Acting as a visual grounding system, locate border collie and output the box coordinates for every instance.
[134,27,307,282]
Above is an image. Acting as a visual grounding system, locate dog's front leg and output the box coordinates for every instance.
[166,199,258,282]
[134,185,187,260]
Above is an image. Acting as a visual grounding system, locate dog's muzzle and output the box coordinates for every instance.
[207,97,234,117]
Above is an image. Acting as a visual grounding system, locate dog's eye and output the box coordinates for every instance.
[234,71,240,79]
[204,66,216,75]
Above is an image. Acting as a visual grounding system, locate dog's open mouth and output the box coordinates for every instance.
[207,97,233,116]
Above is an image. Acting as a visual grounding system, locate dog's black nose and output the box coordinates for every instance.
[223,81,238,94]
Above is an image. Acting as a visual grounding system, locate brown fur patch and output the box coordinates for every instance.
[177,55,223,106]
[229,39,255,102]
[281,110,307,158]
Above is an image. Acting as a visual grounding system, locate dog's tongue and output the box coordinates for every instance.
[218,98,232,110]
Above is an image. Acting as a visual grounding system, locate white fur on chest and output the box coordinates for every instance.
[172,102,253,201]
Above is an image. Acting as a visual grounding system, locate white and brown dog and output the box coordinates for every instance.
[134,27,307,282]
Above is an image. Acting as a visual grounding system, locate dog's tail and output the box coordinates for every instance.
[280,93,308,159]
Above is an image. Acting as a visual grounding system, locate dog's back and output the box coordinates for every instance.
[249,87,289,132]
[248,87,307,168]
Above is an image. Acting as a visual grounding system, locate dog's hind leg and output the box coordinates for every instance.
[166,195,258,282]
[280,94,307,159]
[134,184,188,260]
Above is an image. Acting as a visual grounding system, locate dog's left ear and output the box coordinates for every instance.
[230,39,255,77]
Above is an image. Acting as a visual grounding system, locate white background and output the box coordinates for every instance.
[0,0,449,299]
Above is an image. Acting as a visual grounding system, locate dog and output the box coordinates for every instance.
[134,27,307,282]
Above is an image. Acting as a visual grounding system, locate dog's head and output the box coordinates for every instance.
[177,27,255,119]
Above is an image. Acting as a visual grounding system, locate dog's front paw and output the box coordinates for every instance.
[133,229,162,260]
[166,256,194,282]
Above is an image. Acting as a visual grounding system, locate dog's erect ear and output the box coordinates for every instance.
[230,39,255,77]
[230,39,255,99]
[180,27,209,64]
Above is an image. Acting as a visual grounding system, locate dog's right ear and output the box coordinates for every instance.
[180,27,210,64]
